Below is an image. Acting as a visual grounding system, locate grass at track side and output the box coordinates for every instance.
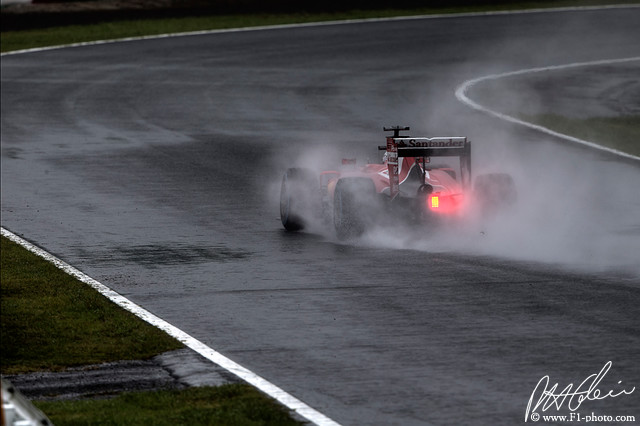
[34,385,304,426]
[0,236,302,425]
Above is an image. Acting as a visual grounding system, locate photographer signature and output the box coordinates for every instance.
[525,361,635,422]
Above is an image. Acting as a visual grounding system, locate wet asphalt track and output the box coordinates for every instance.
[2,7,640,425]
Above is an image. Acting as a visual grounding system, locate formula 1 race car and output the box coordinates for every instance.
[280,126,516,239]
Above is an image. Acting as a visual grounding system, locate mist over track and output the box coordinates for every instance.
[2,7,640,425]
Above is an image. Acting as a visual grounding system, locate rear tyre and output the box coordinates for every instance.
[280,168,320,231]
[333,178,379,240]
[474,173,517,215]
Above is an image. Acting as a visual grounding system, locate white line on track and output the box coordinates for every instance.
[1,227,341,426]
[455,56,640,161]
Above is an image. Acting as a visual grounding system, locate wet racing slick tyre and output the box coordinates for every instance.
[333,177,379,240]
[474,173,517,215]
[280,168,320,231]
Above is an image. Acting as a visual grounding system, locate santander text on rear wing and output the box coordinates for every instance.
[394,137,470,158]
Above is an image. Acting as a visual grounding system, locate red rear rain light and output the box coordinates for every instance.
[427,194,461,214]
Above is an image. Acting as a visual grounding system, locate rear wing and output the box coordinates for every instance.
[381,128,471,199]
[393,137,470,158]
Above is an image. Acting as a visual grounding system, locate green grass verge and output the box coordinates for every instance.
[34,385,304,426]
[520,114,640,157]
[0,236,184,374]
[2,1,634,53]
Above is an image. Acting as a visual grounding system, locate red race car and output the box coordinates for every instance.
[280,126,516,239]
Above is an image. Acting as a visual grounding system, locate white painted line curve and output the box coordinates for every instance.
[1,227,341,426]
[455,56,640,161]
